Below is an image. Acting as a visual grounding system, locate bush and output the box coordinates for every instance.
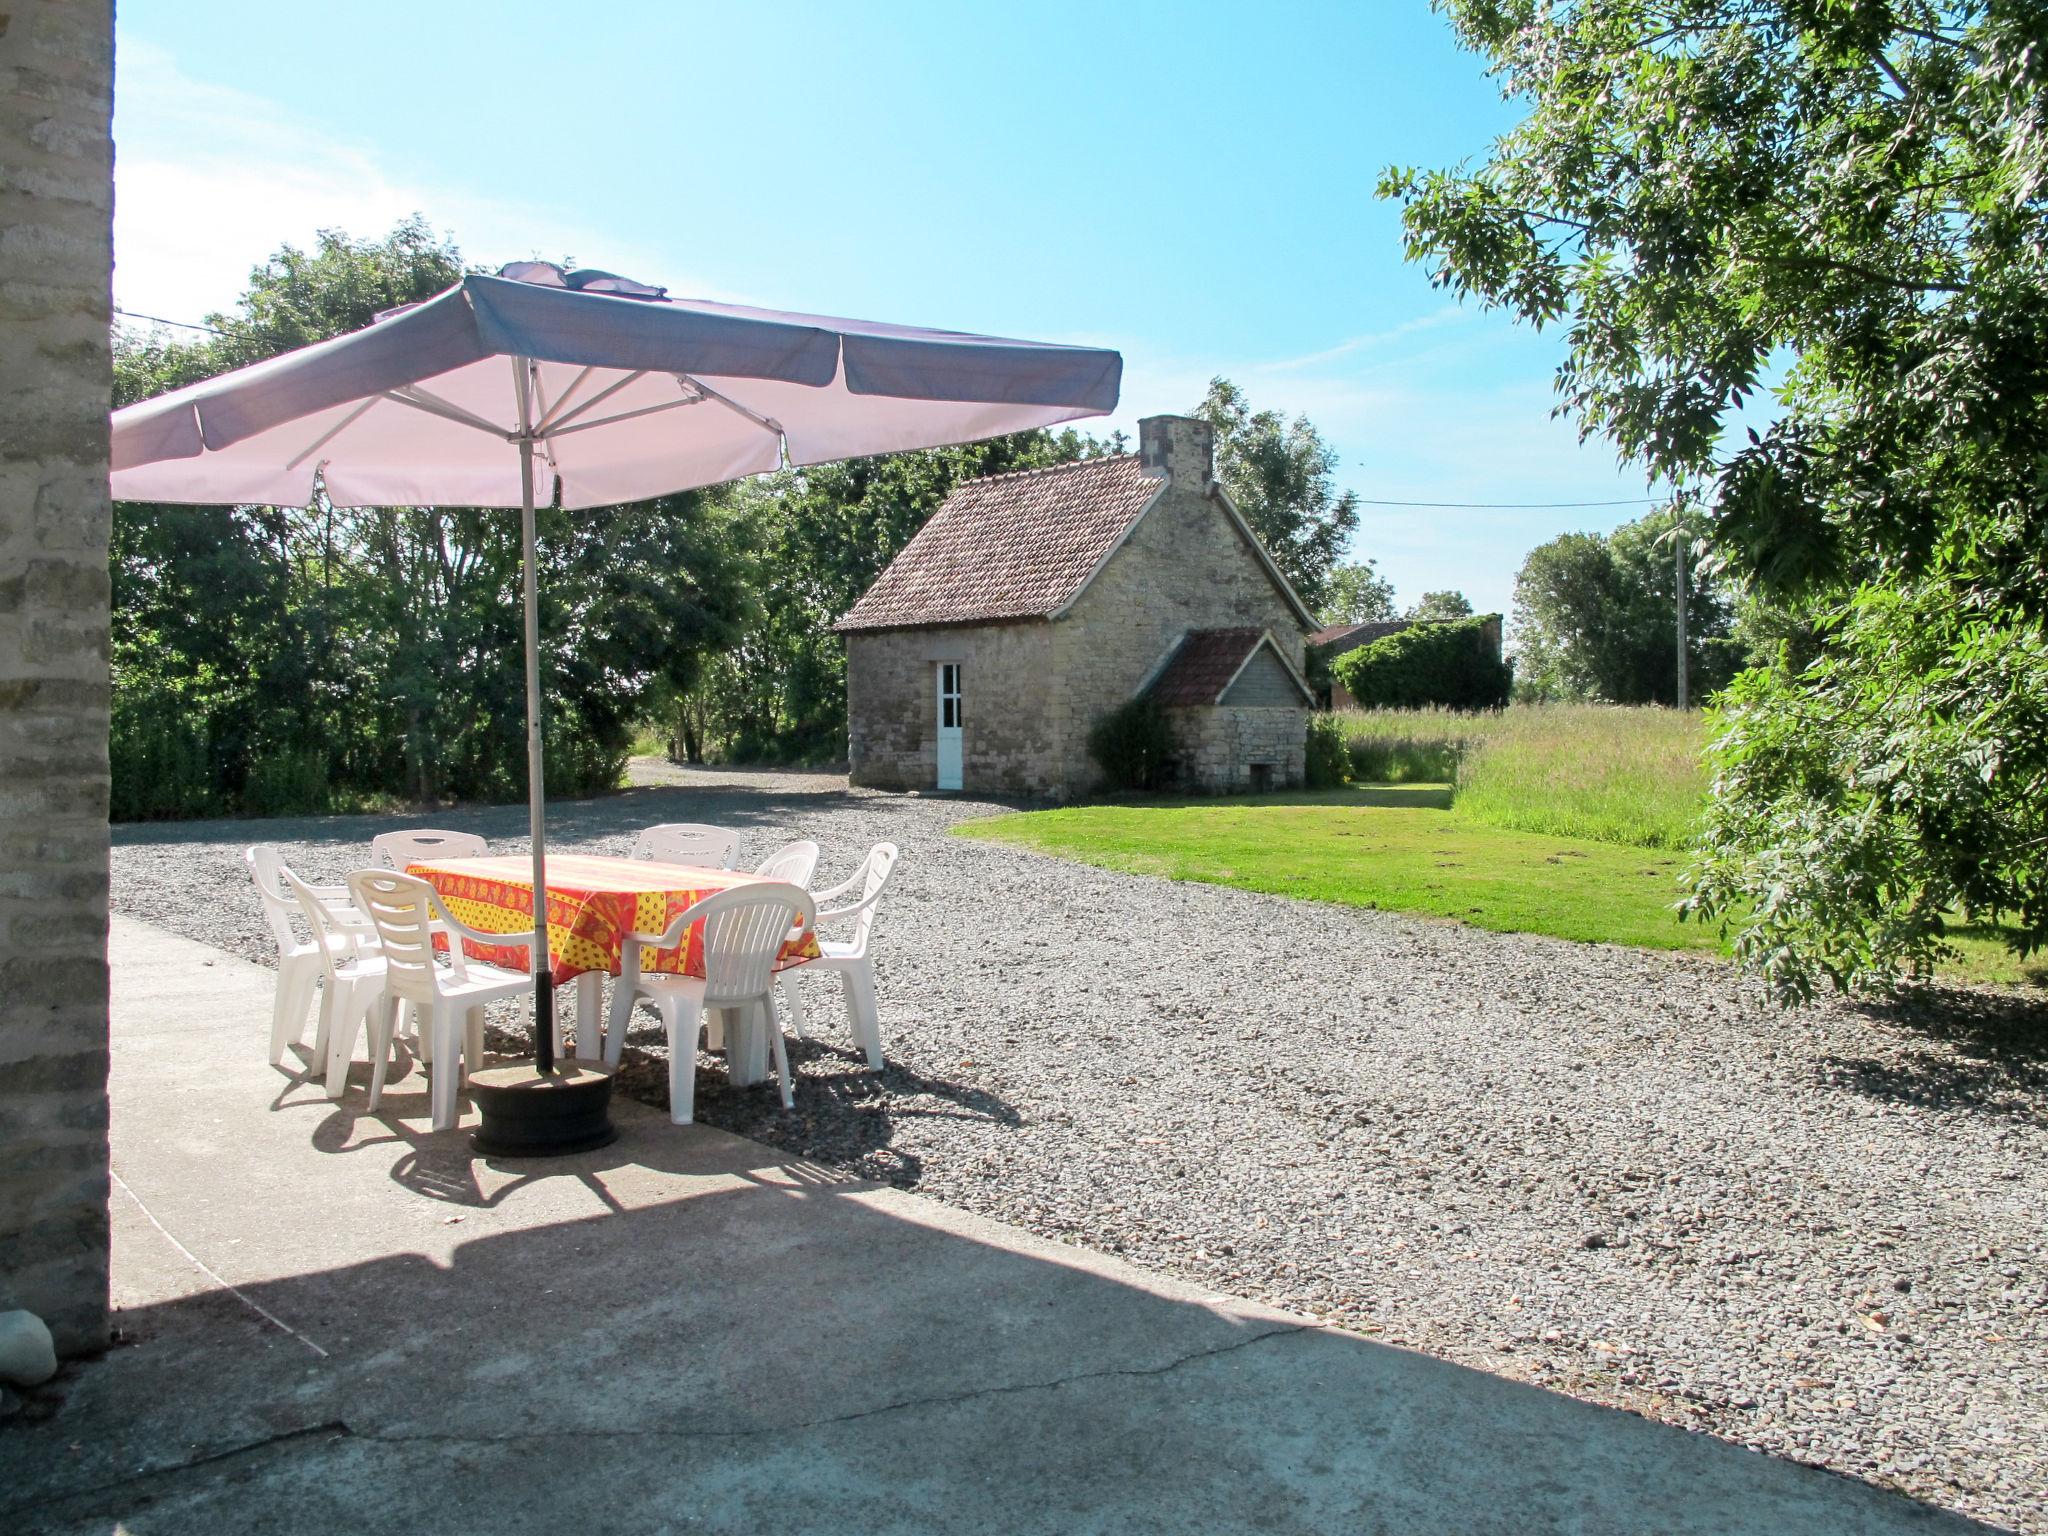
[1332,616,1512,710]
[1303,714,1351,789]
[110,695,219,821]
[1088,695,1177,792]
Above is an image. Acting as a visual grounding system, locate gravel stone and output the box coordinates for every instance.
[111,764,2048,1532]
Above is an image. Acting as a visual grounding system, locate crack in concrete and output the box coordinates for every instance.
[366,1321,1315,1446]
[3,1422,353,1525]
[5,1324,1310,1523]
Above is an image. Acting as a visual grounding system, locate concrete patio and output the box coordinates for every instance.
[0,919,1996,1534]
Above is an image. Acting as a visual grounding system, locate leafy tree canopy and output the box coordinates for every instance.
[1405,589,1474,622]
[1318,559,1399,626]
[1194,377,1361,610]
[1513,509,1741,704]
[1386,0,2048,997]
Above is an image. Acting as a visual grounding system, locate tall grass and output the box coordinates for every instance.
[1330,704,1710,850]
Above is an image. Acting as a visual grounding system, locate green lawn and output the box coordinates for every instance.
[956,785,2046,990]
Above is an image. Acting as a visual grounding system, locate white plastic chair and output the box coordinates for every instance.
[752,839,820,887]
[280,867,392,1104]
[630,822,741,869]
[371,828,488,870]
[778,843,900,1070]
[346,869,536,1131]
[245,844,373,1067]
[606,882,814,1123]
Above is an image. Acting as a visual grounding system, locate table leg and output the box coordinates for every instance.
[722,1003,769,1086]
[574,972,603,1063]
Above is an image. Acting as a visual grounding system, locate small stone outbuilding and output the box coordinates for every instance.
[836,415,1316,798]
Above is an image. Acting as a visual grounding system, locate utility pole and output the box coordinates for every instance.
[1675,524,1689,711]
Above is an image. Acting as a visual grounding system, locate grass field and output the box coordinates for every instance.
[1333,703,1709,848]
[959,709,2045,991]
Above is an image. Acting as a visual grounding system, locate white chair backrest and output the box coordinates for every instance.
[245,844,305,955]
[752,839,819,887]
[281,867,369,986]
[348,869,459,1005]
[690,882,816,1007]
[845,842,900,953]
[632,822,741,869]
[372,829,487,871]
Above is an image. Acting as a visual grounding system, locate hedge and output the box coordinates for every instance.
[1331,616,1512,710]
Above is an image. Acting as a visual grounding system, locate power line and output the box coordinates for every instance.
[112,306,235,336]
[1354,495,1666,509]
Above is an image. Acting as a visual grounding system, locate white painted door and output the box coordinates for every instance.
[935,662,963,791]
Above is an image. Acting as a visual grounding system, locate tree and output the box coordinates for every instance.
[1513,509,1740,704]
[1193,378,1360,610]
[1318,559,1397,626]
[1405,590,1473,623]
[1383,2,2048,998]
[112,222,752,813]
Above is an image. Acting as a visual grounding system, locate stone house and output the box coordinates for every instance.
[836,415,1315,798]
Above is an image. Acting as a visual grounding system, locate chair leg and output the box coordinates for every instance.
[429,1004,461,1131]
[662,996,704,1125]
[323,978,359,1099]
[847,962,883,1071]
[779,973,809,1040]
[367,997,398,1111]
[464,1006,485,1078]
[766,1001,795,1111]
[270,958,312,1064]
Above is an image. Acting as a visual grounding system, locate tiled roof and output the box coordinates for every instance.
[833,455,1162,632]
[1146,627,1267,707]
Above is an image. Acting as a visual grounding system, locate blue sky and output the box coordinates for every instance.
[113,1,1665,617]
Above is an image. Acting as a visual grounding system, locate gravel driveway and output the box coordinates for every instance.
[112,764,2048,1532]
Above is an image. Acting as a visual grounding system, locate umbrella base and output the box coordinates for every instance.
[469,1062,617,1158]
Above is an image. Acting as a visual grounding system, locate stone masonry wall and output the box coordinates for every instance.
[0,0,116,1356]
[1170,706,1307,793]
[1050,478,1304,797]
[845,621,1060,796]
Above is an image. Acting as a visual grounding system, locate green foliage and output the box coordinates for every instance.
[1195,377,1360,611]
[1684,584,2048,999]
[113,223,749,817]
[1405,590,1472,622]
[1317,560,1397,626]
[1087,695,1177,792]
[1331,703,1709,849]
[1331,615,1511,710]
[1303,713,1351,789]
[1513,508,1741,703]
[1387,0,2048,997]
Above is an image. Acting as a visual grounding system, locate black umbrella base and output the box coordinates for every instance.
[469,1062,617,1158]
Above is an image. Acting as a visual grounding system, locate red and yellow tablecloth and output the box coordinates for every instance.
[407,852,820,985]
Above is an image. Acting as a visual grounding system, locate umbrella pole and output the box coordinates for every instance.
[518,422,555,1074]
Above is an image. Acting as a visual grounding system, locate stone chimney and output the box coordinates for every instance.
[1138,414,1215,490]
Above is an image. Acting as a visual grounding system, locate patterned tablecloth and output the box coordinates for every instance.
[407,852,819,986]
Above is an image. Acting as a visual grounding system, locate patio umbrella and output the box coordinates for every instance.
[112,261,1121,1080]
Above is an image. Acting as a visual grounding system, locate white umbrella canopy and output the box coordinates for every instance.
[113,262,1122,1072]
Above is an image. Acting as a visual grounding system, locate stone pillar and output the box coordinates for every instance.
[0,0,115,1357]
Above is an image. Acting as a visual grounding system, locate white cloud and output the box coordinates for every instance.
[111,40,713,324]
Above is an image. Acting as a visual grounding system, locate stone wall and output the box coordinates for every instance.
[1050,432,1305,795]
[0,0,115,1357]
[1169,706,1307,794]
[845,621,1060,796]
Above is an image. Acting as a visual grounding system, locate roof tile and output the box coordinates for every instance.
[834,455,1161,631]
[1146,627,1267,707]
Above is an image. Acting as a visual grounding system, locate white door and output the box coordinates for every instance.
[935,662,963,790]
